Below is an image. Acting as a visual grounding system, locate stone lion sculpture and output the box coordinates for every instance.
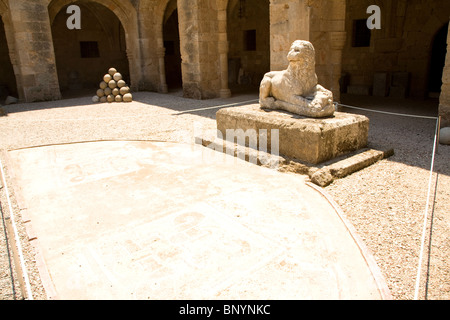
[259,40,335,118]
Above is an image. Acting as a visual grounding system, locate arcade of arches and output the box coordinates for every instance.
[0,0,449,126]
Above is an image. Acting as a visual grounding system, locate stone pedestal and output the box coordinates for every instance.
[216,104,369,164]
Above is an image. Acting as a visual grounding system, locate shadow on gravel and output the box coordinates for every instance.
[2,91,448,174]
[340,94,449,175]
[3,89,260,122]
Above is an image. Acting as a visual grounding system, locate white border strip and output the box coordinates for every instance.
[306,182,393,300]
[413,117,440,300]
[0,158,33,300]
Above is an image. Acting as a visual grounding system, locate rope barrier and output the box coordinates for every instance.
[414,117,440,300]
[336,102,439,120]
[335,101,442,299]
[1,97,444,299]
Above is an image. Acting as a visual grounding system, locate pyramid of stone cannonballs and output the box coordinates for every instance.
[92,68,133,103]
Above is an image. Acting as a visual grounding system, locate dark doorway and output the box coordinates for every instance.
[0,16,18,102]
[163,7,182,91]
[428,22,449,97]
[227,0,270,93]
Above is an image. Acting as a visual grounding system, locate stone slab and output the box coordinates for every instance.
[6,140,390,300]
[196,133,392,187]
[216,104,369,164]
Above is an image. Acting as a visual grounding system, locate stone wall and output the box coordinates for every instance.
[440,22,450,128]
[6,0,61,102]
[1,0,449,114]
[342,0,450,99]
[51,2,129,92]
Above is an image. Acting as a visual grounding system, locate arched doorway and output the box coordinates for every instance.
[0,15,18,102]
[227,0,270,94]
[428,22,449,98]
[163,1,182,92]
[51,1,130,98]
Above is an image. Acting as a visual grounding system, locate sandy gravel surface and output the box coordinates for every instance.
[0,91,448,300]
[328,95,450,300]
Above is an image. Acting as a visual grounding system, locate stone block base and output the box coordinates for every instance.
[216,104,370,164]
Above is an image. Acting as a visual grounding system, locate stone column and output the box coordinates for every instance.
[329,31,347,102]
[177,0,203,99]
[177,0,222,99]
[439,21,450,128]
[157,46,168,93]
[310,0,346,102]
[270,0,311,71]
[136,2,163,92]
[7,0,61,102]
[218,9,231,98]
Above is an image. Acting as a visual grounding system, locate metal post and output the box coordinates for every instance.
[436,116,441,154]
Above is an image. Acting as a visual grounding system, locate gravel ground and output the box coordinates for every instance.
[0,91,448,300]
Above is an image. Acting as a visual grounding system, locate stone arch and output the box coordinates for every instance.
[48,0,141,92]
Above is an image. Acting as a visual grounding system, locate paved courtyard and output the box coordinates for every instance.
[4,139,388,299]
[1,91,449,300]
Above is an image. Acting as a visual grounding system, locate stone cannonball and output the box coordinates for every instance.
[119,86,130,95]
[108,68,117,76]
[107,94,115,103]
[113,73,122,82]
[92,95,100,103]
[96,89,105,97]
[100,96,107,103]
[440,127,450,145]
[123,93,133,102]
[104,87,112,96]
[117,80,126,88]
[108,80,117,89]
[112,88,120,96]
[115,95,123,102]
[103,74,112,83]
[99,81,108,89]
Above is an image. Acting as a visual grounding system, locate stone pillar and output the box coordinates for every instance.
[137,1,163,92]
[157,46,168,93]
[7,0,61,102]
[329,31,347,102]
[310,0,346,102]
[178,0,203,99]
[218,9,231,98]
[178,0,222,99]
[439,21,450,128]
[270,0,311,71]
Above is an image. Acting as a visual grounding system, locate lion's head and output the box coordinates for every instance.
[287,40,316,70]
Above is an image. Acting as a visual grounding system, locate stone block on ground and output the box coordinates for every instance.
[216,104,369,164]
[440,127,450,145]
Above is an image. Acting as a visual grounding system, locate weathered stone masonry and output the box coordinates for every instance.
[0,0,449,125]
